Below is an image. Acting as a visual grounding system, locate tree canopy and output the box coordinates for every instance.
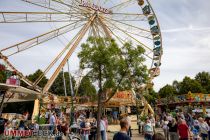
[158,71,210,98]
[27,69,48,88]
[78,37,148,97]
[77,76,97,101]
[178,76,204,94]
[50,71,75,96]
[78,37,148,139]
[0,71,6,83]
[195,71,210,93]
[158,84,177,98]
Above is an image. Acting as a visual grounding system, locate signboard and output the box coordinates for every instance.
[113,91,132,99]
[79,0,112,14]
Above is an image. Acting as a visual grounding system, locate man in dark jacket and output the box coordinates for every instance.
[113,119,131,140]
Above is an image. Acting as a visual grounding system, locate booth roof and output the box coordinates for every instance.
[0,83,42,103]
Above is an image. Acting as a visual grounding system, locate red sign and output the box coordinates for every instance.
[113,91,131,99]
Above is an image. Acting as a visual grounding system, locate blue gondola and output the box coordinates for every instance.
[148,16,155,25]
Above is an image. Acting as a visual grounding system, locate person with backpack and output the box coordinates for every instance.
[144,118,154,140]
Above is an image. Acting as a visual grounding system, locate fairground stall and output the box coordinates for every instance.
[157,91,210,116]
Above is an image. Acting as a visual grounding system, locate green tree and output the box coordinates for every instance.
[77,76,97,101]
[50,71,76,96]
[78,37,148,139]
[26,69,48,88]
[144,88,157,104]
[0,71,6,83]
[179,76,204,94]
[195,71,210,93]
[158,84,176,98]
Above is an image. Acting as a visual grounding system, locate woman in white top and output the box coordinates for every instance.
[162,117,169,140]
[100,118,106,140]
[198,117,209,140]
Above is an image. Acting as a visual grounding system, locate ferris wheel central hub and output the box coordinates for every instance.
[79,0,112,14]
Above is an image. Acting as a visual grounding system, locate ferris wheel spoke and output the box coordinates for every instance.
[101,21,124,45]
[105,22,152,40]
[93,21,101,37]
[104,19,153,57]
[109,12,153,16]
[107,13,152,22]
[21,0,88,19]
[111,30,152,60]
[95,19,152,60]
[0,11,85,23]
[0,52,42,91]
[102,16,150,33]
[43,14,96,93]
[0,20,87,56]
[21,0,69,13]
[109,0,135,10]
[97,17,112,38]
[51,0,90,14]
[33,25,85,87]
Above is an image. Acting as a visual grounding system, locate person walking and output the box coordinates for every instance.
[113,119,131,140]
[150,115,156,133]
[49,112,56,132]
[144,118,154,140]
[177,119,191,140]
[162,117,169,140]
[167,118,178,140]
[113,110,118,124]
[100,117,107,140]
[80,117,90,140]
[126,114,132,137]
[198,117,209,140]
[138,119,144,134]
[103,116,108,140]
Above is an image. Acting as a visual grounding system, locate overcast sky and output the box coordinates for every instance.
[152,0,210,90]
[0,0,210,91]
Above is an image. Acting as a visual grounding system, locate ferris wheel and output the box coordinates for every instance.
[0,0,162,99]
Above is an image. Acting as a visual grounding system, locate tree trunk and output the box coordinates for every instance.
[96,65,102,140]
[0,90,6,117]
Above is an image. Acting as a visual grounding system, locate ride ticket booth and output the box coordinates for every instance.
[0,83,41,118]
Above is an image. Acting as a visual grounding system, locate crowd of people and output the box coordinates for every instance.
[0,109,110,140]
[113,117,165,140]
[160,112,210,140]
[137,111,210,140]
[2,108,210,140]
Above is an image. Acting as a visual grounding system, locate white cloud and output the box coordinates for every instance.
[162,26,210,33]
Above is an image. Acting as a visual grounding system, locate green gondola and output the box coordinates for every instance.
[142,5,151,16]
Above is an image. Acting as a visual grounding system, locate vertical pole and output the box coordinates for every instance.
[96,64,102,140]
[38,98,41,123]
[62,68,67,97]
[67,59,74,125]
[67,60,74,97]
